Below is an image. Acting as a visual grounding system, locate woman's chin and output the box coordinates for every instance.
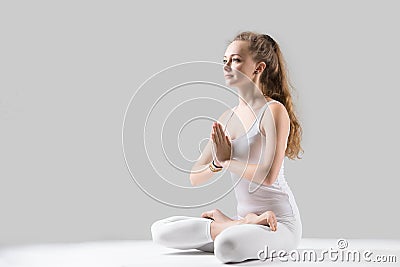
[224,79,236,87]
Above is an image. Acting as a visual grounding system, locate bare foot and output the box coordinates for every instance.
[244,211,277,231]
[200,209,232,223]
[210,219,245,240]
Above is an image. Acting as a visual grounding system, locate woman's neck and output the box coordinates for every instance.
[236,82,267,108]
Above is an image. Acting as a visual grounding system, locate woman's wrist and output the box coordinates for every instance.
[212,160,223,168]
[219,159,230,169]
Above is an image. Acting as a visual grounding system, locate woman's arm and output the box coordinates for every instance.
[189,139,220,186]
[219,102,290,186]
[189,109,232,186]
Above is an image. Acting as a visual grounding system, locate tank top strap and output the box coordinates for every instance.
[223,100,279,132]
[223,106,236,132]
[257,100,278,121]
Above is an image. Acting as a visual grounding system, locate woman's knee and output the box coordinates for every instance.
[150,217,173,245]
[150,216,188,245]
[150,219,165,244]
[214,228,244,263]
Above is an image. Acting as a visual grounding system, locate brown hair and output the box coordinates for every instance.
[232,31,304,160]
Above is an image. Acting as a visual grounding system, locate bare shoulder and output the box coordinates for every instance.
[260,101,290,134]
[270,101,289,118]
[217,107,235,125]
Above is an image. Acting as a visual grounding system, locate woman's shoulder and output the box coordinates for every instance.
[259,100,290,137]
[262,100,290,124]
[269,100,287,113]
[217,107,235,123]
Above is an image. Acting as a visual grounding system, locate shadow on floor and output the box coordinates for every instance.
[164,250,214,256]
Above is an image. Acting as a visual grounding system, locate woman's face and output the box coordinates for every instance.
[223,40,258,87]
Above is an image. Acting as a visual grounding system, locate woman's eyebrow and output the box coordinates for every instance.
[223,53,242,58]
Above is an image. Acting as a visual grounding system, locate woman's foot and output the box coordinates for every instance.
[210,219,245,240]
[200,209,232,223]
[244,211,277,231]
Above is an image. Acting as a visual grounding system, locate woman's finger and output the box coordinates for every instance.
[214,123,223,144]
[213,124,222,145]
[216,123,226,142]
[211,132,216,144]
[225,135,231,145]
[211,128,219,145]
[220,124,231,147]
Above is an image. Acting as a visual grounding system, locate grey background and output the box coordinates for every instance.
[1,0,399,245]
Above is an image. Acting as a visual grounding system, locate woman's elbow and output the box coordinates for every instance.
[262,179,274,186]
[260,173,276,186]
[189,169,201,186]
[189,175,198,186]
[254,168,274,186]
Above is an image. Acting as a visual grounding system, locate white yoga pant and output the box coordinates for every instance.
[151,214,302,263]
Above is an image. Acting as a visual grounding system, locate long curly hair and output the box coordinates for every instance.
[232,31,304,160]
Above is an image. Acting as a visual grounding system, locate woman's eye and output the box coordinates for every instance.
[222,58,240,64]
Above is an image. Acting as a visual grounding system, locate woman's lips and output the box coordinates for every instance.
[224,74,233,78]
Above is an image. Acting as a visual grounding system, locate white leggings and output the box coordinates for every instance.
[151,214,302,263]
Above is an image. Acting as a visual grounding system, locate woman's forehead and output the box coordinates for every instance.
[224,41,249,57]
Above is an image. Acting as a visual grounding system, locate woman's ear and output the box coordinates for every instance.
[255,62,266,74]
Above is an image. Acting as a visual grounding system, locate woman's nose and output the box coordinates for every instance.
[223,62,231,71]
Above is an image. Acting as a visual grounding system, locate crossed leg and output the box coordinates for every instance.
[213,222,299,263]
[151,215,301,263]
[151,216,214,250]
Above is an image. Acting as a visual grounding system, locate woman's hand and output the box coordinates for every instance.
[201,209,233,223]
[211,122,231,165]
[244,211,277,231]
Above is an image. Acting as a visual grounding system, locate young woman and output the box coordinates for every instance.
[151,31,304,263]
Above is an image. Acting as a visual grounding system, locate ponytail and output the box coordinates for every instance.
[232,32,304,159]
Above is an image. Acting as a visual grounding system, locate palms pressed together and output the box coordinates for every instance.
[204,122,278,240]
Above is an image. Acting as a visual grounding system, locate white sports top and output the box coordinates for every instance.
[224,100,300,222]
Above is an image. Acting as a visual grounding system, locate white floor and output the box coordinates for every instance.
[0,238,399,267]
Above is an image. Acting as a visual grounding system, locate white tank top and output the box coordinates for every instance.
[224,100,300,222]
